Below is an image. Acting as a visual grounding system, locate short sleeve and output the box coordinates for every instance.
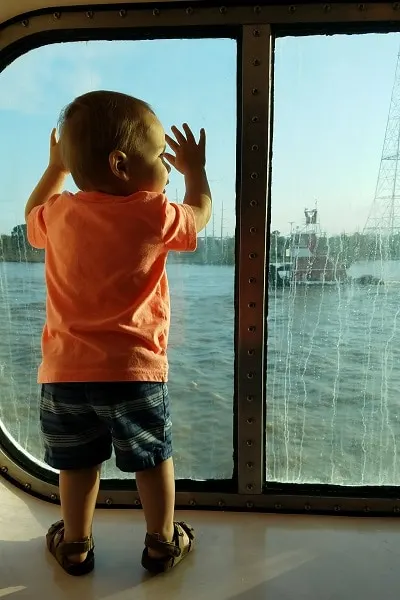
[160,200,197,252]
[26,205,47,249]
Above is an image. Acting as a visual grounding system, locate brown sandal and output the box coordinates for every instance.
[141,521,195,574]
[46,520,95,576]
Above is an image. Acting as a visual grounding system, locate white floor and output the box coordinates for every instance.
[1,476,400,599]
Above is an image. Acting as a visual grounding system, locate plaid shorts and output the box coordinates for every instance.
[40,382,172,472]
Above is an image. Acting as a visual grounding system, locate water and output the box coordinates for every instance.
[267,265,400,486]
[2,259,400,486]
[0,261,234,480]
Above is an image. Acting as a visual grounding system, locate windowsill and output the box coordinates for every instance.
[1,476,399,599]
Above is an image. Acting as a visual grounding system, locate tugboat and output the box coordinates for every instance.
[288,207,347,284]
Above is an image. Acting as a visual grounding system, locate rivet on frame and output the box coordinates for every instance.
[393,506,400,513]
[50,493,58,501]
[21,19,29,27]
[275,503,282,510]
[246,439,254,447]
[304,504,311,511]
[357,3,366,10]
[252,88,259,96]
[246,395,254,402]
[246,483,254,491]
[218,500,225,507]
[248,302,256,309]
[252,58,261,67]
[247,349,255,356]
[246,501,254,509]
[189,499,196,506]
[364,506,371,513]
[0,465,8,473]
[248,277,256,284]
[288,5,296,14]
[253,29,261,37]
[323,3,331,11]
[251,172,259,180]
[247,372,255,379]
[246,461,254,469]
[249,252,257,259]
[251,144,259,151]
[53,12,61,20]
[394,2,400,9]
[334,505,341,512]
[105,498,113,506]
[247,417,255,425]
[153,8,160,16]
[251,116,259,123]
[119,9,127,17]
[186,7,194,15]
[220,6,227,14]
[249,226,257,233]
[254,5,261,13]
[86,11,94,19]
[134,499,141,506]
[24,483,31,491]
[250,200,258,208]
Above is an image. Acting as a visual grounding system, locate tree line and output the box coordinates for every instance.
[1,224,235,266]
[1,224,44,263]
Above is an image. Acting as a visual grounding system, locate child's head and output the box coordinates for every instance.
[58,90,170,195]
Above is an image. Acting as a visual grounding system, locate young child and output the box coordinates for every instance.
[25,90,212,576]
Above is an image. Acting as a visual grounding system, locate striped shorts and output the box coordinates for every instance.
[40,382,172,472]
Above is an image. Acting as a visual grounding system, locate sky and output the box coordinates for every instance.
[0,33,400,237]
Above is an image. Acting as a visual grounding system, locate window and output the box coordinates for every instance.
[267,33,400,486]
[3,3,400,513]
[0,38,236,480]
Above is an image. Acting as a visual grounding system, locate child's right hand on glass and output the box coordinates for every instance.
[165,124,206,175]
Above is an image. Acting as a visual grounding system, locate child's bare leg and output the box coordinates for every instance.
[59,465,101,563]
[136,457,189,558]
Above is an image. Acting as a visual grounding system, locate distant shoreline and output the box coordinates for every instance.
[1,224,235,266]
[1,258,234,266]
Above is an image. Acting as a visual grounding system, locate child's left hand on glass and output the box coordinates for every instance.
[48,128,69,175]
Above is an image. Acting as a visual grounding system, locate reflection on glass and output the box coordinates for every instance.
[0,39,236,479]
[267,33,400,486]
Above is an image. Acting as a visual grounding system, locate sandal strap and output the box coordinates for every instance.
[144,533,181,557]
[176,521,195,541]
[144,521,194,558]
[60,539,94,555]
[47,520,94,557]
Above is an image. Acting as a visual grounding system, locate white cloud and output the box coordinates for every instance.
[0,41,111,114]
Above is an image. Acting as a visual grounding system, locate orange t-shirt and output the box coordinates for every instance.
[26,190,197,383]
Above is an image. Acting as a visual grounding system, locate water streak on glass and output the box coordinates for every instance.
[267,33,400,486]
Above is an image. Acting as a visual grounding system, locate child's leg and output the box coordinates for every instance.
[40,383,113,574]
[136,457,178,556]
[59,465,101,563]
[91,381,194,567]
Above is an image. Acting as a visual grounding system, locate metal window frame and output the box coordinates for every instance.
[1,2,400,516]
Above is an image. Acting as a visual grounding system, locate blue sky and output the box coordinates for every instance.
[0,33,399,236]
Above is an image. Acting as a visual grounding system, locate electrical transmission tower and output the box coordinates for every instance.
[363,48,400,239]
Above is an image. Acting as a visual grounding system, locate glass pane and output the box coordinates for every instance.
[267,33,400,486]
[0,39,236,480]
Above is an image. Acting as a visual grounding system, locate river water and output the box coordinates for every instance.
[1,259,400,486]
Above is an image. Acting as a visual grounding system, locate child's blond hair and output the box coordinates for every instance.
[59,90,154,191]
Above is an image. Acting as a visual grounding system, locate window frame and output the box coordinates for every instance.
[1,1,400,515]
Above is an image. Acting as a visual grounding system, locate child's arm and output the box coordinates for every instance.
[183,166,211,233]
[25,128,69,221]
